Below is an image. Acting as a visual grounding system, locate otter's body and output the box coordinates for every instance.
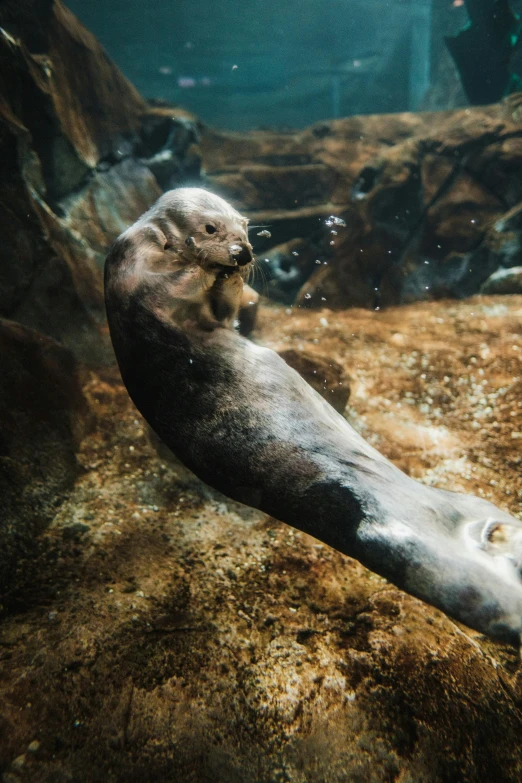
[106,188,522,645]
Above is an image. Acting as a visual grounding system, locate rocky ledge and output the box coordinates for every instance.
[203,97,522,310]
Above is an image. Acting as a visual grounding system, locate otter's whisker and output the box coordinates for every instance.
[252,257,269,299]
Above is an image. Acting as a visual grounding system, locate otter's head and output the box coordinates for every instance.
[156,187,253,276]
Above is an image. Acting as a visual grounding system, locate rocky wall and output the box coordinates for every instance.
[0,0,201,364]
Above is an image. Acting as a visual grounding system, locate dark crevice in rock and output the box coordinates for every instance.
[352,166,380,201]
[460,166,511,213]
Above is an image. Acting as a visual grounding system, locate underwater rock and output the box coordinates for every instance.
[137,110,202,192]
[326,98,522,307]
[203,96,522,309]
[0,1,200,362]
[0,319,90,603]
[277,348,351,413]
[258,237,326,303]
[60,159,161,255]
[481,265,522,294]
[202,115,427,258]
[0,0,148,198]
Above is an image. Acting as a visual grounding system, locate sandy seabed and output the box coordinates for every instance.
[1,295,521,783]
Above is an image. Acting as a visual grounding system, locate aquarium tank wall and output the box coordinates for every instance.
[1,1,522,781]
[67,0,437,127]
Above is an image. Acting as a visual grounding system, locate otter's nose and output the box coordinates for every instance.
[231,243,253,266]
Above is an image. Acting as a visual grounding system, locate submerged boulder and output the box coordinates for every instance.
[277,347,351,413]
[481,266,522,294]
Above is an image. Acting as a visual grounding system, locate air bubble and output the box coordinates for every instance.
[328,216,346,227]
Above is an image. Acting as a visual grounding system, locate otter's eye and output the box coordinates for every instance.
[205,224,217,235]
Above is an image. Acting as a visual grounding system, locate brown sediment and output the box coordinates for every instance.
[0,294,521,781]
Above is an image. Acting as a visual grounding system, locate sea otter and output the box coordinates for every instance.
[105,188,522,645]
